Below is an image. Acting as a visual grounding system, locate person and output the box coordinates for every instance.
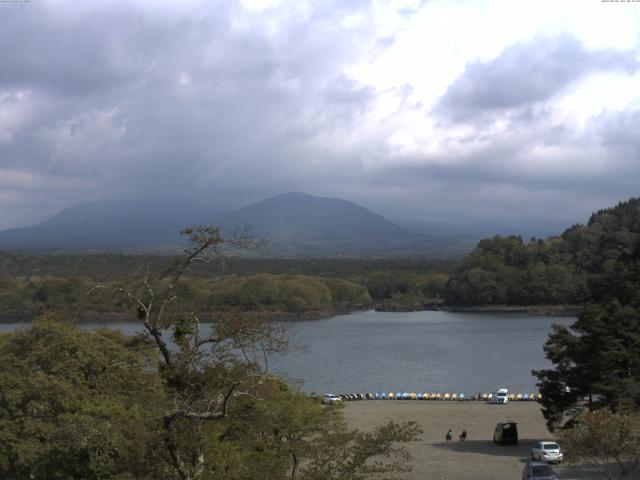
[459,429,467,441]
[445,429,453,443]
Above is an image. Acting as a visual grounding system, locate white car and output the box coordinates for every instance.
[531,441,563,464]
[321,394,342,405]
[494,388,509,404]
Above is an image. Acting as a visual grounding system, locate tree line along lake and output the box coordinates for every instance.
[0,310,572,395]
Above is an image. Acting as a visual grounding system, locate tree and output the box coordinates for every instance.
[535,302,640,431]
[0,314,166,480]
[90,225,421,480]
[534,203,640,431]
[300,420,421,480]
[92,226,294,480]
[558,409,640,480]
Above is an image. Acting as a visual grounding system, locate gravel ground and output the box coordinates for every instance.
[342,400,612,480]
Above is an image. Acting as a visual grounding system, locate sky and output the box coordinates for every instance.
[1,0,639,231]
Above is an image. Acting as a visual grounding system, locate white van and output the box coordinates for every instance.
[494,388,509,404]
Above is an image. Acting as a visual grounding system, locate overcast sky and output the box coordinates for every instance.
[1,0,639,230]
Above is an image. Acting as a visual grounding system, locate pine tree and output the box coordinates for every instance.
[535,224,640,430]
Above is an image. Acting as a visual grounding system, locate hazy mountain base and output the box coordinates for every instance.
[0,235,477,259]
[0,192,477,257]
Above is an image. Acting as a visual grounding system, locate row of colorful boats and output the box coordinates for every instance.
[335,392,542,401]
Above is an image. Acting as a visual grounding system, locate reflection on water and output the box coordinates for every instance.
[0,310,572,394]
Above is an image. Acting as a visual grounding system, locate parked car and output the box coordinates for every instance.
[322,394,342,405]
[494,388,509,404]
[493,421,518,445]
[531,441,563,464]
[522,461,558,480]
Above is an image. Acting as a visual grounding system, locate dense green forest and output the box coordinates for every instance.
[445,198,640,307]
[0,255,453,320]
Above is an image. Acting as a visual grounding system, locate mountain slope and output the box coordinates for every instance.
[221,192,412,241]
[0,193,463,256]
[0,197,222,251]
[445,197,640,306]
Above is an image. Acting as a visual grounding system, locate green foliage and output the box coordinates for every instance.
[1,259,456,319]
[534,199,640,430]
[76,226,419,480]
[0,226,423,480]
[300,420,421,480]
[446,199,640,306]
[206,273,371,312]
[558,409,640,480]
[445,235,582,306]
[0,314,166,480]
[535,299,640,430]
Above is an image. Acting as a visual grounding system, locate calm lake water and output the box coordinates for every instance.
[1,310,572,395]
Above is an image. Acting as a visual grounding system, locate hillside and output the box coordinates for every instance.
[444,197,640,306]
[0,193,468,256]
[0,197,222,251]
[219,192,446,255]
[221,192,411,240]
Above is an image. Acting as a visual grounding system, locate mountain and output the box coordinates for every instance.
[221,192,411,241]
[216,192,438,255]
[0,192,470,256]
[0,197,222,251]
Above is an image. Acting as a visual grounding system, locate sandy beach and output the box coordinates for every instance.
[343,400,594,480]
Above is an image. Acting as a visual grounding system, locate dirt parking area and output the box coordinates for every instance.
[343,401,605,480]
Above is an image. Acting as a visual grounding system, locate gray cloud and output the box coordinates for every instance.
[0,2,639,233]
[375,104,640,223]
[0,0,385,225]
[438,35,638,121]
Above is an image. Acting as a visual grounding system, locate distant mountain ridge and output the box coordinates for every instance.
[220,192,412,241]
[0,197,222,251]
[0,193,460,255]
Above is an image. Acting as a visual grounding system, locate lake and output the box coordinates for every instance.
[0,310,572,395]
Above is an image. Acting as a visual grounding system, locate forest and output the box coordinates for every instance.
[2,198,640,321]
[0,255,453,321]
[445,198,640,307]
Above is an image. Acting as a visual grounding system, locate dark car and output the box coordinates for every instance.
[522,461,558,480]
[493,421,518,445]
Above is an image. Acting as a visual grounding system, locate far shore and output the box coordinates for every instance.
[445,304,580,317]
[375,303,579,317]
[0,304,579,324]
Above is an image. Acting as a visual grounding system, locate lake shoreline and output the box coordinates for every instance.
[375,303,580,317]
[0,307,364,324]
[0,303,579,324]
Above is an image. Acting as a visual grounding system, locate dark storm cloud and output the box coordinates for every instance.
[438,35,639,121]
[0,0,387,228]
[0,3,160,95]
